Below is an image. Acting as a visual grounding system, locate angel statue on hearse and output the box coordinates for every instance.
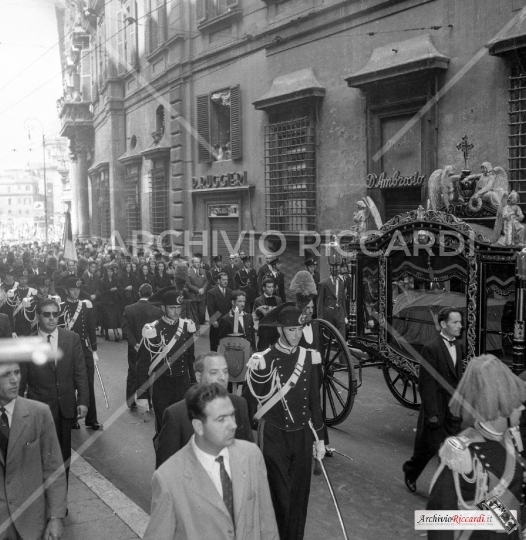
[428,161,510,218]
[349,197,383,240]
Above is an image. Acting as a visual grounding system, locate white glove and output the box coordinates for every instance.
[93,351,99,363]
[136,399,150,412]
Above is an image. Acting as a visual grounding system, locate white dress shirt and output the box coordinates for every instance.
[39,327,59,365]
[1,398,16,427]
[191,436,232,499]
[440,331,457,366]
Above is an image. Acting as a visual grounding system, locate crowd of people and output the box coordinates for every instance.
[3,238,526,539]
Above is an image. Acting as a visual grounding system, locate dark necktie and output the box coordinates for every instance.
[47,334,57,369]
[442,336,455,347]
[0,407,10,460]
[216,456,234,522]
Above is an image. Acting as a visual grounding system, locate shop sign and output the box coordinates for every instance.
[209,204,239,218]
[192,171,247,190]
[366,171,426,189]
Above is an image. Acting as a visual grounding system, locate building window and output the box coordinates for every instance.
[7,199,11,205]
[264,116,316,232]
[509,57,526,212]
[124,163,141,241]
[197,0,240,26]
[146,0,167,54]
[197,85,241,162]
[118,0,138,74]
[97,169,111,239]
[155,105,165,139]
[25,185,30,191]
[149,158,168,236]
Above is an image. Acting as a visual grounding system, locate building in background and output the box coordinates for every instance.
[55,0,526,281]
[0,137,70,242]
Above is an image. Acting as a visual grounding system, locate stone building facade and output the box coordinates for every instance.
[55,0,526,274]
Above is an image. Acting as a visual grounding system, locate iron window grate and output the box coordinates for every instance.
[509,63,526,213]
[149,160,168,237]
[264,116,316,232]
[124,167,141,241]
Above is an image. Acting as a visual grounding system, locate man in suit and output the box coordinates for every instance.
[0,313,12,338]
[403,307,464,493]
[186,256,208,326]
[235,256,258,314]
[218,290,256,350]
[122,284,163,408]
[253,279,282,351]
[155,352,253,468]
[206,273,233,352]
[317,263,348,337]
[19,298,89,478]
[207,255,223,290]
[260,257,286,304]
[0,362,68,540]
[256,254,274,294]
[144,383,278,540]
[223,254,239,290]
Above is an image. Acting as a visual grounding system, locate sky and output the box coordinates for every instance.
[0,0,64,170]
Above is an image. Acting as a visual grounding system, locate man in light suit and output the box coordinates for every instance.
[317,263,348,337]
[0,361,67,540]
[186,256,208,326]
[155,352,253,468]
[19,298,89,478]
[144,383,278,540]
[122,284,163,408]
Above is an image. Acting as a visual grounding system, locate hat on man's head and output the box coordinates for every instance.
[64,276,83,289]
[36,275,51,288]
[241,255,250,262]
[14,267,29,280]
[149,286,185,306]
[268,256,280,266]
[259,302,306,327]
[304,258,316,267]
[213,255,223,262]
[290,271,317,311]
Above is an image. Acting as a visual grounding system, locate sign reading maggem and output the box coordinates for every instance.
[366,171,425,189]
[192,171,247,190]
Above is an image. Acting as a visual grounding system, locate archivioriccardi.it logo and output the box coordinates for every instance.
[414,511,517,532]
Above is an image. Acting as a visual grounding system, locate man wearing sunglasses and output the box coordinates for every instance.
[19,298,89,480]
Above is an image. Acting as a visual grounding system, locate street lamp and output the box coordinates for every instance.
[24,118,48,242]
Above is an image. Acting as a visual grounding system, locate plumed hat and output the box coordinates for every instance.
[290,271,317,311]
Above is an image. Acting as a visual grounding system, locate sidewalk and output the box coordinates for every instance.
[62,451,149,540]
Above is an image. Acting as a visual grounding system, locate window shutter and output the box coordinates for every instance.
[226,0,239,7]
[117,9,125,74]
[81,49,92,102]
[230,84,242,160]
[197,94,211,163]
[196,0,207,24]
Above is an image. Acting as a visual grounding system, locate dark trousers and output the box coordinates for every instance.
[259,421,313,540]
[126,347,138,405]
[210,325,220,352]
[151,371,191,432]
[187,301,206,325]
[403,402,461,483]
[82,345,98,425]
[53,412,74,482]
[322,306,346,338]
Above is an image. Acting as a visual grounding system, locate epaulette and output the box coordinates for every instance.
[21,296,33,308]
[28,287,37,296]
[308,349,322,365]
[439,435,475,475]
[247,348,271,370]
[142,322,158,339]
[82,299,93,309]
[183,319,196,333]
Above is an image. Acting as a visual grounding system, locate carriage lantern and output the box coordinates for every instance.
[327,235,342,266]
